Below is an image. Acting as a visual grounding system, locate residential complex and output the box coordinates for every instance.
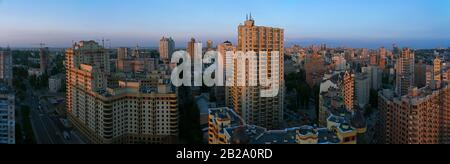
[66,41,178,144]
[209,107,365,144]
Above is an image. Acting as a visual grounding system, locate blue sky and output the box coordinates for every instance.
[0,0,449,48]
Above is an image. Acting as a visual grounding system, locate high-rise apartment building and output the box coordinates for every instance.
[379,47,387,70]
[414,60,427,88]
[0,83,16,145]
[0,47,13,86]
[378,85,450,144]
[40,47,49,74]
[343,71,355,111]
[228,16,284,129]
[395,48,415,96]
[187,38,197,59]
[66,41,178,144]
[218,41,236,107]
[362,66,382,90]
[355,73,370,108]
[433,57,442,82]
[159,37,175,61]
[0,84,14,144]
[117,47,129,60]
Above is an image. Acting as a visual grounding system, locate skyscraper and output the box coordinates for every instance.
[187,38,197,59]
[66,41,178,144]
[218,41,236,107]
[414,60,427,88]
[395,48,415,96]
[433,56,442,82]
[379,47,387,70]
[159,37,175,61]
[40,47,49,74]
[354,73,370,108]
[0,84,14,144]
[117,47,129,61]
[343,71,355,111]
[0,47,13,86]
[228,16,284,129]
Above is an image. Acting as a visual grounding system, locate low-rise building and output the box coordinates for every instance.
[209,107,365,144]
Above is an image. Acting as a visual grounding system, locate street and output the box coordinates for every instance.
[25,82,84,144]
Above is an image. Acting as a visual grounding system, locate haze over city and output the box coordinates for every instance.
[0,0,449,48]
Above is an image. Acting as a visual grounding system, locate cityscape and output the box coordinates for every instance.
[1,0,450,145]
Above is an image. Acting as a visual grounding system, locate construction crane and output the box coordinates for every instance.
[31,42,47,51]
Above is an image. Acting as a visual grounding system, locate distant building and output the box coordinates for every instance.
[206,40,213,50]
[159,37,175,61]
[355,73,370,108]
[444,67,450,82]
[28,68,43,77]
[117,47,129,60]
[49,74,64,93]
[0,47,13,86]
[187,38,197,59]
[343,71,355,111]
[433,57,442,82]
[362,66,382,90]
[395,48,414,96]
[305,53,326,87]
[0,84,15,144]
[40,47,49,74]
[379,47,387,70]
[117,58,157,73]
[414,60,427,88]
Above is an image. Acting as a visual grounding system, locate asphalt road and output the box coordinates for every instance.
[27,83,84,144]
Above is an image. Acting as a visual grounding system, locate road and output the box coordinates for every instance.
[27,83,84,144]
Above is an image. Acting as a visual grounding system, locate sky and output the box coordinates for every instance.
[0,0,450,48]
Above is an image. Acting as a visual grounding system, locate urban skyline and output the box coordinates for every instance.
[1,0,450,148]
[1,0,450,48]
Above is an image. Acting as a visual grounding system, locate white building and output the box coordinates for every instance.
[49,74,63,93]
[0,84,15,144]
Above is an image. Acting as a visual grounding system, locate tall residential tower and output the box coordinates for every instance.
[228,16,285,129]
